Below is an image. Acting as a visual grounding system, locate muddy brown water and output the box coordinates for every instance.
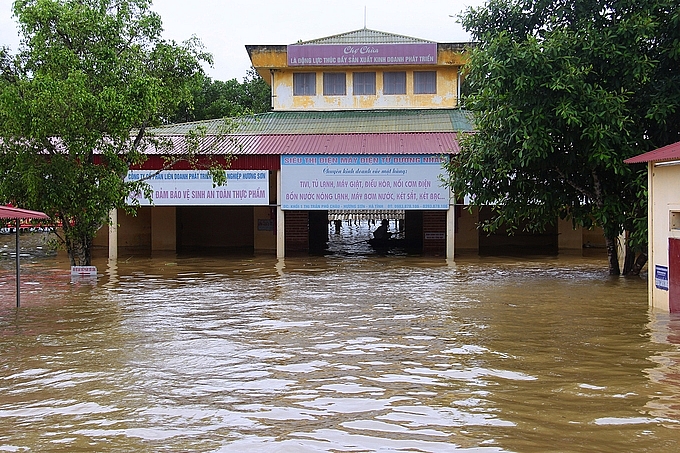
[2,229,680,452]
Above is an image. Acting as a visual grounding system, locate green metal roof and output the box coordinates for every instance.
[297,28,433,45]
[151,109,474,136]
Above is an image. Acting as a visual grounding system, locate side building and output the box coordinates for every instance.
[626,141,680,312]
[96,28,597,259]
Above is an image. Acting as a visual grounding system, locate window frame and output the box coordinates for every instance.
[353,72,376,95]
[293,72,316,96]
[323,72,347,96]
[413,71,437,94]
[383,71,407,95]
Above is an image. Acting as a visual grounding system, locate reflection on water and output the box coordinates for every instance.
[2,232,680,452]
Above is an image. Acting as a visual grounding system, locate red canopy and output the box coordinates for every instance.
[0,205,49,220]
[624,140,680,164]
[1,205,49,308]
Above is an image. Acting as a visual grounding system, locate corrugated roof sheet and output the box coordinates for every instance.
[297,28,433,45]
[141,133,461,156]
[624,141,680,164]
[150,109,473,136]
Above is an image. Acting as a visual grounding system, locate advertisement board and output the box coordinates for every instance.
[280,154,449,210]
[656,265,669,291]
[287,43,437,66]
[125,170,269,206]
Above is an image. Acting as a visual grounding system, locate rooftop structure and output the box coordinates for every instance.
[246,28,470,111]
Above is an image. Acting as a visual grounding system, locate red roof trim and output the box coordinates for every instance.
[624,141,680,164]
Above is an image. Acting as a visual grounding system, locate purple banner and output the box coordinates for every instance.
[287,43,437,66]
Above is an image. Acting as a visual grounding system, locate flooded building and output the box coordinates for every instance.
[98,28,596,259]
[626,141,680,312]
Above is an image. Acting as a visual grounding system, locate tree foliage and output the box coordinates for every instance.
[172,67,271,123]
[447,0,680,275]
[0,0,214,265]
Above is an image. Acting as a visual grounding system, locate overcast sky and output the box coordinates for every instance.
[0,0,485,81]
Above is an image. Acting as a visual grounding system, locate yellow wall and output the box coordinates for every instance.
[254,206,277,253]
[248,47,288,80]
[453,208,597,256]
[151,207,176,251]
[247,44,465,111]
[96,206,273,256]
[118,207,152,248]
[454,206,479,253]
[582,227,606,249]
[558,218,583,251]
[272,67,460,110]
[649,163,680,311]
[93,207,176,251]
[93,222,108,248]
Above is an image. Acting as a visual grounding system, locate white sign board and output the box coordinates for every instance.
[126,170,269,206]
[281,154,449,210]
[71,266,97,276]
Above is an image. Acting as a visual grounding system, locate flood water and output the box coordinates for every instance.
[2,228,680,452]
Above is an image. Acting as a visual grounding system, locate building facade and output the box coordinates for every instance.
[99,28,591,259]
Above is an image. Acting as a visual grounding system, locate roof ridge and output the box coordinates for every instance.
[148,109,474,136]
[295,28,434,45]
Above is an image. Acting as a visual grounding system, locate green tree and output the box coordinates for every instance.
[241,67,272,115]
[447,0,680,275]
[173,67,271,122]
[0,0,221,266]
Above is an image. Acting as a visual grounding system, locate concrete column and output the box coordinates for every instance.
[108,208,118,261]
[446,189,456,261]
[277,170,285,258]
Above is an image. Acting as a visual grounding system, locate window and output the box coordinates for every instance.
[414,71,436,94]
[293,73,316,96]
[323,72,346,95]
[383,72,406,95]
[353,72,376,95]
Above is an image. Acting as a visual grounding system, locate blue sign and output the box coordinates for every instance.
[655,265,669,291]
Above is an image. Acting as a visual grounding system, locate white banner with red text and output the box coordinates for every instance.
[125,170,269,206]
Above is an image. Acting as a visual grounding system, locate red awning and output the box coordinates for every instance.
[624,141,680,164]
[0,205,50,220]
[1,205,49,309]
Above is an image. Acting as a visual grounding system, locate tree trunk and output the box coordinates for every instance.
[622,238,636,275]
[605,235,620,276]
[65,230,93,266]
[628,252,648,277]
